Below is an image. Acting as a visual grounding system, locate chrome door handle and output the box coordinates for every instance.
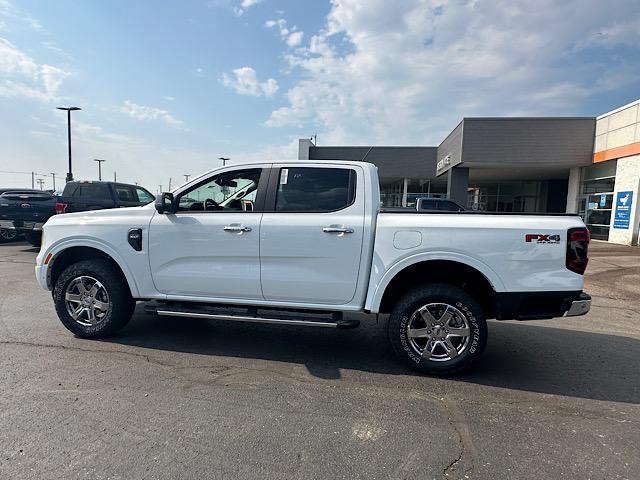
[224,224,252,233]
[322,225,354,234]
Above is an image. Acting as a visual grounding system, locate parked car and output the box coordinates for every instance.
[0,181,154,247]
[0,188,53,244]
[35,161,591,375]
[416,197,465,212]
[56,180,155,214]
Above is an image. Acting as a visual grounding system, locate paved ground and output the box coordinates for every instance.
[0,239,638,479]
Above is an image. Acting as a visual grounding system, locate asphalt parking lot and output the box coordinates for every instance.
[0,240,638,479]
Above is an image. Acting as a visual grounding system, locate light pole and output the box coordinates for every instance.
[94,159,106,180]
[57,106,81,183]
[37,178,45,190]
[184,174,190,182]
[50,173,57,191]
[218,157,229,167]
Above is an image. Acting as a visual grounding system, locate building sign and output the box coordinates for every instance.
[600,194,607,207]
[436,154,451,173]
[613,191,633,229]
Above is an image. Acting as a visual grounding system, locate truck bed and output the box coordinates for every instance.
[380,207,581,216]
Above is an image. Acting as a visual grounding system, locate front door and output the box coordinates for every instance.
[148,166,268,299]
[260,165,365,305]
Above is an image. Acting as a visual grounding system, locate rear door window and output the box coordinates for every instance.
[274,167,356,212]
[74,184,111,200]
[115,185,137,202]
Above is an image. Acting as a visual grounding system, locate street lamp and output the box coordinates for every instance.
[218,157,229,167]
[57,106,81,183]
[184,174,190,182]
[50,173,57,191]
[93,159,106,181]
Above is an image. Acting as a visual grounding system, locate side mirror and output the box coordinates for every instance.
[155,192,175,214]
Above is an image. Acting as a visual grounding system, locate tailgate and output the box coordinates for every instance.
[0,192,56,224]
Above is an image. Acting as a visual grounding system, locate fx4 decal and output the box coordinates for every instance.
[525,233,561,244]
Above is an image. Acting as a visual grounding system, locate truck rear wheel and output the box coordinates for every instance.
[387,284,487,375]
[53,259,135,338]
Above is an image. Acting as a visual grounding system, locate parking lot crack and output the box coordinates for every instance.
[0,339,159,364]
[440,395,478,479]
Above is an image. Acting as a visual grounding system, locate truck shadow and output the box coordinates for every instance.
[106,309,640,405]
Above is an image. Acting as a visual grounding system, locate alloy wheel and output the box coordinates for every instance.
[64,276,111,326]
[406,303,471,362]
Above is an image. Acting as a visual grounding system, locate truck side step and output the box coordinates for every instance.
[144,301,359,329]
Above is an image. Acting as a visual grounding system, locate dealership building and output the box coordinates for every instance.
[298,99,640,245]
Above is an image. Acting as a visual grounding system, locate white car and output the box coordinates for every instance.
[36,161,591,374]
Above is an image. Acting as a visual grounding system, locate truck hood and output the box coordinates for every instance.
[44,203,155,228]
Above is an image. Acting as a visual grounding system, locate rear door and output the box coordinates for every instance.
[260,164,365,305]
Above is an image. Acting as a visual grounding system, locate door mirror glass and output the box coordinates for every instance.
[155,192,174,214]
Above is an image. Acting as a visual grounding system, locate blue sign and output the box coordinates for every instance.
[600,194,607,207]
[613,191,633,229]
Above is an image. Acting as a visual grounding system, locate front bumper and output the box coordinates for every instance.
[35,265,49,290]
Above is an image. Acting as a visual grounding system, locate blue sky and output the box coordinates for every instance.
[1,0,639,190]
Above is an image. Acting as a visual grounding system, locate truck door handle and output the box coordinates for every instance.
[224,224,252,233]
[322,225,354,234]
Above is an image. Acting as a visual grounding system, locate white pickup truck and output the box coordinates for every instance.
[36,161,591,374]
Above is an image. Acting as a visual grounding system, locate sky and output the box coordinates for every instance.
[1,0,639,191]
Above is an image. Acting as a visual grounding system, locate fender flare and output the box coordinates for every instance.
[45,237,141,298]
[365,251,505,313]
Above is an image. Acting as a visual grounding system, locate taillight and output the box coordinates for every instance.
[54,202,68,214]
[566,227,589,274]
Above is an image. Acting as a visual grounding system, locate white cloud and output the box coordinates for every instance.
[122,100,186,128]
[163,95,175,101]
[265,18,304,48]
[233,0,262,16]
[265,0,640,146]
[0,38,70,101]
[286,31,304,47]
[221,67,279,97]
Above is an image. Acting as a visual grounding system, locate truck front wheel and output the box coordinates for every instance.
[388,284,487,375]
[53,259,135,338]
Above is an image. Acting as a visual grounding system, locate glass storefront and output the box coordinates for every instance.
[380,179,447,207]
[578,161,617,241]
[467,181,544,212]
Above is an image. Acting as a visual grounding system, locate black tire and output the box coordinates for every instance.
[387,283,487,375]
[0,228,19,243]
[24,230,42,247]
[53,259,135,338]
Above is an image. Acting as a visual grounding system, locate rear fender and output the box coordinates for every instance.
[365,251,505,313]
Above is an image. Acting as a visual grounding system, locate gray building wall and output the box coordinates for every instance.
[458,117,595,168]
[307,145,437,179]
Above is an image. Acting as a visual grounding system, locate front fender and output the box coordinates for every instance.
[364,251,505,313]
[40,237,141,297]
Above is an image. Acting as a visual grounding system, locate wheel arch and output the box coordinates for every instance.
[367,254,503,317]
[47,241,139,298]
